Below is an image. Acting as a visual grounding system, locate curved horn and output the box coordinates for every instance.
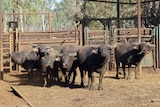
[30,44,38,47]
[146,43,155,48]
[69,53,77,56]
[106,44,117,49]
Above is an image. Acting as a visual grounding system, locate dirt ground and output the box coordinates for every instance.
[1,68,160,107]
[0,78,29,107]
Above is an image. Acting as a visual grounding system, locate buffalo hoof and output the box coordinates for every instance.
[124,76,130,80]
[64,83,69,87]
[70,82,75,86]
[98,87,103,90]
[125,76,131,80]
[81,82,85,88]
[115,76,120,79]
[89,86,94,91]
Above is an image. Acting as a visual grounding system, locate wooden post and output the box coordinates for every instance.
[85,26,89,45]
[158,25,160,68]
[48,13,51,32]
[117,0,120,29]
[79,23,83,46]
[137,0,141,43]
[137,0,142,75]
[74,21,80,45]
[156,26,159,69]
[0,0,3,79]
[104,25,108,44]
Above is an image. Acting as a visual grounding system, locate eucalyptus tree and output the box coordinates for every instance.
[2,0,15,31]
[52,0,78,30]
[2,0,58,31]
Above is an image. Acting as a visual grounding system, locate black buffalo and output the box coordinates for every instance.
[10,46,41,81]
[78,44,112,90]
[115,42,155,79]
[59,45,79,86]
[39,47,60,87]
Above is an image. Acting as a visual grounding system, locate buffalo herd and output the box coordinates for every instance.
[10,42,155,90]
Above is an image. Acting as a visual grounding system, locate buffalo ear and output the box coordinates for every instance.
[132,43,140,49]
[55,56,61,62]
[146,43,155,48]
[91,49,98,54]
[106,44,117,49]
[46,46,52,50]
[46,47,53,52]
[57,53,63,57]
[30,44,38,48]
[148,44,155,51]
[31,44,41,52]
[32,48,39,52]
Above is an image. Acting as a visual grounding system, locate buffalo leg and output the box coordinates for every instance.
[52,65,60,83]
[70,69,77,86]
[68,64,77,85]
[90,72,95,90]
[80,69,85,87]
[116,62,120,79]
[122,64,126,79]
[43,74,48,87]
[127,65,131,79]
[61,69,68,86]
[50,71,54,84]
[43,78,47,87]
[88,71,94,90]
[68,70,72,85]
[43,69,49,87]
[135,64,140,79]
[28,69,33,82]
[98,71,105,90]
[88,72,91,88]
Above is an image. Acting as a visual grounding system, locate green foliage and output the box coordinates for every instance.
[82,1,117,18]
[2,0,160,31]
[2,0,15,12]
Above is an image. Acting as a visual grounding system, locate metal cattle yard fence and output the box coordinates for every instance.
[2,26,80,73]
[1,12,81,73]
[83,27,155,71]
[1,12,157,73]
[112,28,155,69]
[2,26,156,73]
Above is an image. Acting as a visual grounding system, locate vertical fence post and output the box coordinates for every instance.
[48,13,51,32]
[104,25,108,44]
[85,26,89,45]
[156,25,160,69]
[152,27,156,69]
[137,0,142,76]
[79,23,83,46]
[158,24,160,68]
[74,21,80,45]
[0,0,3,79]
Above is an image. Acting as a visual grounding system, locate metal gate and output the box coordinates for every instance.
[113,28,155,68]
[2,30,80,72]
[2,21,19,72]
[84,27,109,45]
